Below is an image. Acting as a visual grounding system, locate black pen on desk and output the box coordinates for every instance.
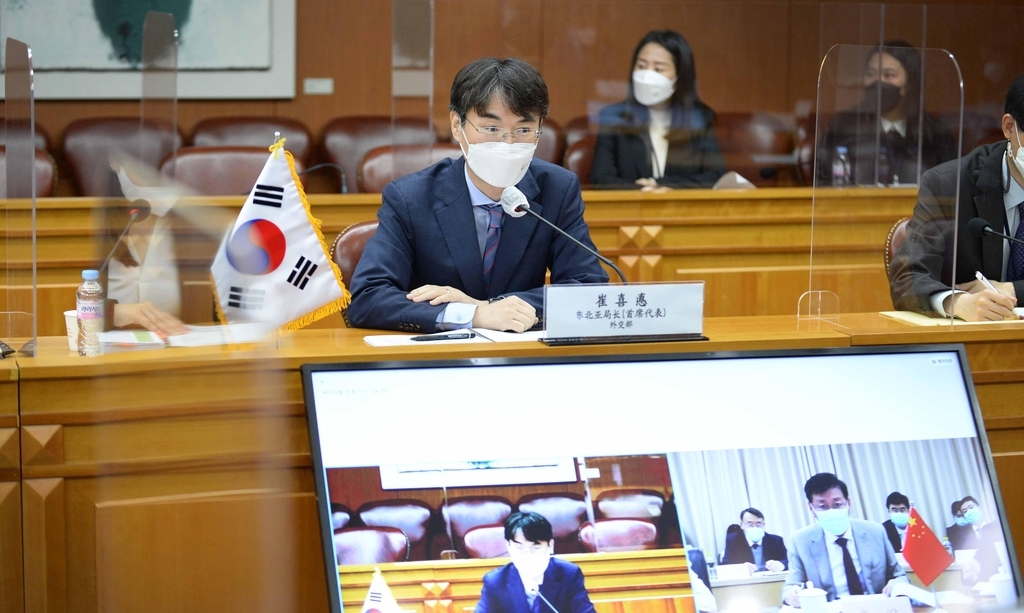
[410,332,477,342]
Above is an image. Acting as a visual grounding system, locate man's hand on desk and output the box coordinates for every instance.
[407,284,483,307]
[946,288,1017,321]
[957,279,1017,299]
[473,296,537,333]
[765,560,785,572]
[881,579,902,597]
[113,302,188,336]
[743,562,758,574]
[782,585,802,607]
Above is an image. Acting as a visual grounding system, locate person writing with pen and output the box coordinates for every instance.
[889,73,1024,320]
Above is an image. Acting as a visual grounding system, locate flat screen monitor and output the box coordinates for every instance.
[302,345,1020,613]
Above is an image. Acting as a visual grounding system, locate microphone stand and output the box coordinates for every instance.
[100,208,146,274]
[515,206,628,285]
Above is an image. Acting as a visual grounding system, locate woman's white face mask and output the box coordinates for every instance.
[458,127,536,188]
[632,69,676,107]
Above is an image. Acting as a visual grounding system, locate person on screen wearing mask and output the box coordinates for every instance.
[475,512,596,613]
[881,491,911,553]
[888,73,1024,321]
[953,496,1006,584]
[782,473,907,606]
[346,57,608,333]
[817,40,955,186]
[946,499,966,545]
[722,507,788,572]
[590,29,726,190]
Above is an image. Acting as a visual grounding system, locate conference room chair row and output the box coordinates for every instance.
[327,488,681,562]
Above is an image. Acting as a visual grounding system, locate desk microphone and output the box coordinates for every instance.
[527,588,562,613]
[499,186,628,284]
[99,199,151,273]
[968,217,1024,247]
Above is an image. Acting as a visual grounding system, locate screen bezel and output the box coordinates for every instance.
[301,343,1019,613]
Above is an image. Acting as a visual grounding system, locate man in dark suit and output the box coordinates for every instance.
[721,507,788,572]
[946,499,971,551]
[880,491,910,553]
[889,73,1024,320]
[347,58,608,333]
[475,512,596,613]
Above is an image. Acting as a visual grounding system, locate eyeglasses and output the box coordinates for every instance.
[508,540,549,555]
[812,502,849,512]
[464,118,541,144]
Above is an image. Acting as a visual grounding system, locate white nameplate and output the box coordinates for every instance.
[840,595,912,613]
[543,282,704,341]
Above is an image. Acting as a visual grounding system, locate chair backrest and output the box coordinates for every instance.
[578,519,658,553]
[517,492,588,554]
[442,495,513,555]
[159,146,305,196]
[357,143,462,193]
[463,524,510,559]
[536,117,565,165]
[323,116,438,193]
[564,116,592,151]
[564,135,597,186]
[192,116,313,164]
[595,488,665,520]
[714,112,796,186]
[0,125,50,151]
[330,502,353,531]
[330,221,380,286]
[0,147,57,197]
[796,113,816,186]
[357,499,434,561]
[64,117,182,196]
[885,216,911,276]
[333,526,410,564]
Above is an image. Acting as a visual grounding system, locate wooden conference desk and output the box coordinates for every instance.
[11,313,1024,613]
[2,186,915,335]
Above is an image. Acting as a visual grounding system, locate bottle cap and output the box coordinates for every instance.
[82,269,99,280]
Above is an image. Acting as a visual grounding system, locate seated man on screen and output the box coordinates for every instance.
[346,57,608,333]
[475,512,596,613]
[888,73,1024,321]
[946,499,969,549]
[721,507,788,572]
[881,491,910,553]
[954,496,1006,584]
[782,473,907,606]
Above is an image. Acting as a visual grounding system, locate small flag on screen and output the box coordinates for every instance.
[361,568,401,613]
[902,507,954,586]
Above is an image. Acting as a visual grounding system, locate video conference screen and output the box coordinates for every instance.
[302,346,1020,613]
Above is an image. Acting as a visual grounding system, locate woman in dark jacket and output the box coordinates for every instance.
[591,29,726,189]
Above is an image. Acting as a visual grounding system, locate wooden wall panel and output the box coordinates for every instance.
[0,482,23,613]
[24,478,66,613]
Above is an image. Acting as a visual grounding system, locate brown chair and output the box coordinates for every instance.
[463,524,510,559]
[578,519,658,553]
[191,116,313,164]
[885,216,911,276]
[441,495,513,557]
[564,116,592,151]
[0,147,57,197]
[323,116,438,193]
[796,113,816,186]
[330,502,353,531]
[714,112,796,186]
[159,146,306,196]
[357,143,462,193]
[64,117,182,196]
[333,526,410,564]
[517,492,589,554]
[595,488,665,521]
[536,118,565,165]
[357,499,434,561]
[0,124,50,151]
[563,135,597,186]
[330,220,379,286]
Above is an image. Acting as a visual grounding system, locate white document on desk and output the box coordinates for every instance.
[363,330,544,347]
[880,310,1024,326]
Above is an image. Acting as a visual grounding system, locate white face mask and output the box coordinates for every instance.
[458,127,536,188]
[632,69,676,107]
[509,549,551,589]
[1010,124,1024,177]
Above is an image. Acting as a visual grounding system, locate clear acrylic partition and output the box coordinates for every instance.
[800,45,963,323]
[2,38,37,354]
[390,0,439,188]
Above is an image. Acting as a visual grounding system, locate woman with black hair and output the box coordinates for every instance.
[591,30,726,189]
[817,40,956,186]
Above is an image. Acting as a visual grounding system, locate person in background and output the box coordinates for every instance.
[881,491,911,553]
[946,499,970,550]
[722,507,788,572]
[817,40,955,186]
[591,29,725,190]
[783,473,906,606]
[953,496,1006,584]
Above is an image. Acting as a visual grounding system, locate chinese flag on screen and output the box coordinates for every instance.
[902,507,954,586]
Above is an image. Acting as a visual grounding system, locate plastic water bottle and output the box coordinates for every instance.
[942,536,953,556]
[832,146,850,186]
[76,269,104,357]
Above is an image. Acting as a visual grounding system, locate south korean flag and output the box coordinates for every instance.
[211,140,349,330]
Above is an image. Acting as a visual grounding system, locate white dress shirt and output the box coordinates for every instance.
[648,108,671,180]
[106,216,181,315]
[825,526,864,598]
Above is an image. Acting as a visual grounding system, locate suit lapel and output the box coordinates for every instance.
[852,522,874,592]
[974,148,1009,280]
[810,528,836,598]
[505,566,531,613]
[488,168,541,297]
[434,158,487,297]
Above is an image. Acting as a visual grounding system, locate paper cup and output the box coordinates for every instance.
[64,310,77,352]
[799,587,828,613]
[990,572,1016,606]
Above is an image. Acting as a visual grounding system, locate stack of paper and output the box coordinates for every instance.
[97,330,166,353]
